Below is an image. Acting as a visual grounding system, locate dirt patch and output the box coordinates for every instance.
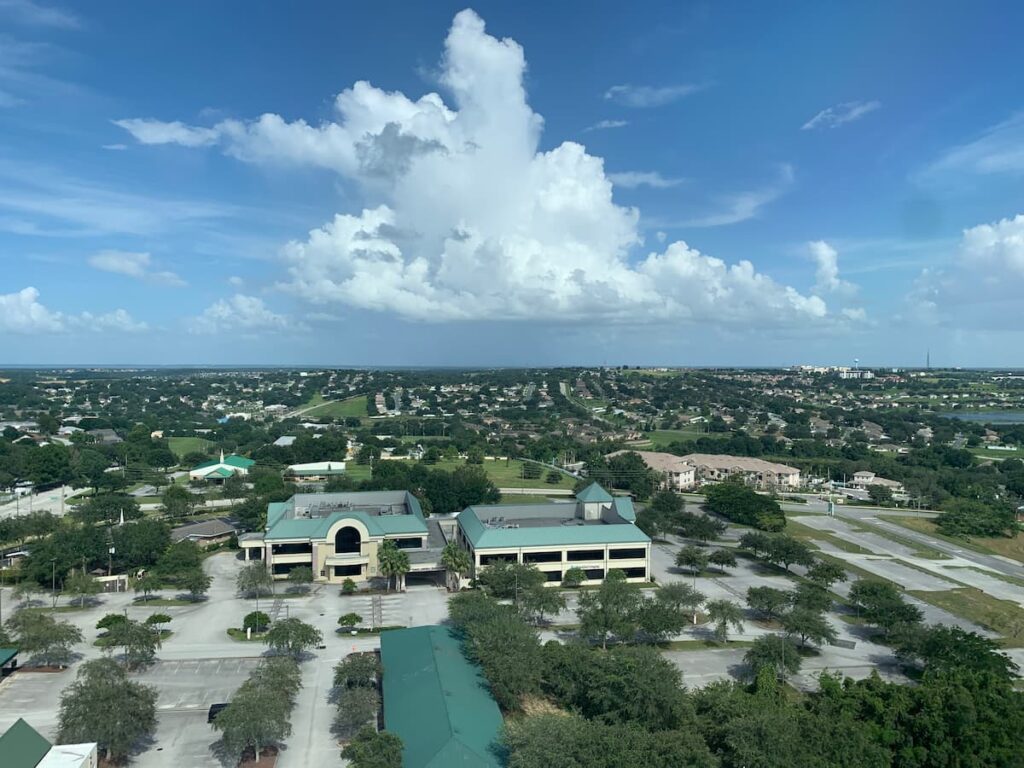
[18,665,69,673]
[239,745,279,768]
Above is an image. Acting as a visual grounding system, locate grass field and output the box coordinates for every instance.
[168,436,213,459]
[346,457,575,490]
[908,587,1024,646]
[637,428,725,448]
[303,395,368,420]
[880,515,1024,564]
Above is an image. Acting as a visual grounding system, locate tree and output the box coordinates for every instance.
[334,653,381,690]
[96,613,128,633]
[705,599,744,643]
[155,539,202,579]
[179,567,211,601]
[440,541,471,592]
[654,581,705,625]
[144,612,172,631]
[781,607,837,648]
[708,548,737,573]
[64,570,100,607]
[237,562,274,599]
[677,512,728,543]
[763,535,814,571]
[675,544,708,581]
[58,658,157,763]
[477,561,545,602]
[744,633,802,682]
[806,559,847,590]
[339,612,362,630]
[519,585,566,625]
[341,727,402,768]
[6,611,82,667]
[867,484,894,505]
[105,617,161,669]
[937,499,1017,538]
[334,687,380,740]
[895,624,1019,680]
[377,540,410,592]
[133,571,162,601]
[637,490,687,539]
[160,483,193,518]
[739,530,772,557]
[13,580,40,606]
[286,565,314,592]
[746,586,792,622]
[341,577,357,594]
[214,676,293,762]
[703,483,786,531]
[243,611,271,633]
[849,579,924,637]
[576,570,643,648]
[264,617,322,659]
[561,567,586,588]
[792,582,832,613]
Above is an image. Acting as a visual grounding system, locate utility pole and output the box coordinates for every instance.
[51,558,57,610]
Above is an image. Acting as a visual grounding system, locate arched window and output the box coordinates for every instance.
[335,526,361,554]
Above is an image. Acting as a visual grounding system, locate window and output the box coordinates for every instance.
[544,570,562,582]
[566,549,603,562]
[272,563,304,576]
[335,526,361,554]
[480,553,517,566]
[608,548,645,560]
[622,567,647,579]
[334,564,361,577]
[585,568,604,580]
[523,550,560,564]
[271,542,311,555]
[392,537,423,550]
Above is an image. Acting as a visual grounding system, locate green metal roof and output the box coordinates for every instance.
[381,626,503,768]
[264,491,427,541]
[575,482,613,503]
[458,507,650,549]
[0,647,18,667]
[204,467,235,479]
[192,454,254,471]
[0,718,51,768]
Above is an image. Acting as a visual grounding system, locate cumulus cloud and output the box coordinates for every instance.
[88,250,186,286]
[584,119,628,132]
[119,10,826,328]
[113,118,221,147]
[604,83,705,108]
[801,100,880,130]
[960,213,1024,276]
[808,240,857,295]
[189,294,297,334]
[607,171,683,189]
[0,286,145,333]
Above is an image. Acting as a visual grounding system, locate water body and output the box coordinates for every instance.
[940,411,1024,424]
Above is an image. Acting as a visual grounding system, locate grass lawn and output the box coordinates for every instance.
[640,428,712,448]
[168,436,213,459]
[227,627,268,642]
[132,597,195,606]
[658,638,755,650]
[401,457,575,490]
[880,515,1024,564]
[303,395,368,420]
[907,587,1024,646]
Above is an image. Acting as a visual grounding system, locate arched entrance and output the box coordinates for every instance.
[335,526,361,554]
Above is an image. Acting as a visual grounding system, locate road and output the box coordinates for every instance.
[0,485,86,520]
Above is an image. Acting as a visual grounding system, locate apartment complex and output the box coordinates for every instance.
[456,483,651,586]
[677,453,801,489]
[607,450,697,490]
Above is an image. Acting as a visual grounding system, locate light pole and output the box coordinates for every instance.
[50,558,57,610]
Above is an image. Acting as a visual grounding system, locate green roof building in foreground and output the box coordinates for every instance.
[455,482,650,587]
[381,626,503,768]
[0,718,51,768]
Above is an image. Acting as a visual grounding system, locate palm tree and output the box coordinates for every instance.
[378,540,410,592]
[440,542,471,592]
[705,599,745,644]
[675,545,708,586]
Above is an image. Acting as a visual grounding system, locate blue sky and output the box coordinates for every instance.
[3,0,1024,367]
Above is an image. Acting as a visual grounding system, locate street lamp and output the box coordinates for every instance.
[51,558,57,610]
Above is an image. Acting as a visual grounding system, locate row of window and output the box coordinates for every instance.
[540,567,647,582]
[480,548,647,566]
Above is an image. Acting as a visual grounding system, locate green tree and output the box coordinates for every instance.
[341,727,403,768]
[6,611,82,667]
[64,570,100,607]
[576,570,643,648]
[105,617,161,669]
[214,677,293,761]
[57,658,157,763]
[867,484,894,505]
[849,579,924,638]
[895,624,1019,680]
[708,548,737,573]
[179,567,212,601]
[341,577,357,594]
[781,607,837,648]
[477,561,545,602]
[243,611,271,633]
[705,599,744,643]
[655,581,705,625]
[286,565,314,592]
[334,653,381,690]
[440,541,472,592]
[937,498,1017,538]
[377,540,410,592]
[744,633,802,682]
[333,687,380,740]
[746,586,792,622]
[704,483,786,531]
[561,566,586,588]
[155,539,202,580]
[519,585,566,625]
[133,571,162,601]
[236,562,274,599]
[739,530,772,557]
[806,559,847,590]
[160,483,193,518]
[677,512,728,543]
[264,617,323,659]
[763,535,814,571]
[792,582,832,613]
[674,544,708,581]
[339,612,362,629]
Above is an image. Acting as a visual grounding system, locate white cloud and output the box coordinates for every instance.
[0,286,146,334]
[960,213,1024,276]
[682,164,794,227]
[0,0,79,29]
[808,240,857,295]
[584,119,628,132]
[604,83,705,108]
[0,286,64,332]
[607,171,683,189]
[102,143,127,151]
[189,294,296,334]
[113,119,221,147]
[801,100,881,130]
[921,113,1024,179]
[227,275,245,287]
[87,250,186,286]
[841,307,867,322]
[122,10,826,329]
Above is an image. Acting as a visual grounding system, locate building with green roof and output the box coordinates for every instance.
[380,626,503,768]
[0,718,51,768]
[241,490,444,587]
[455,483,650,586]
[188,451,256,482]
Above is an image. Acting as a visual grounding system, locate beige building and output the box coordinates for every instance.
[607,450,696,490]
[679,454,801,489]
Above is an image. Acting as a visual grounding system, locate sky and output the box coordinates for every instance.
[2,0,1024,368]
